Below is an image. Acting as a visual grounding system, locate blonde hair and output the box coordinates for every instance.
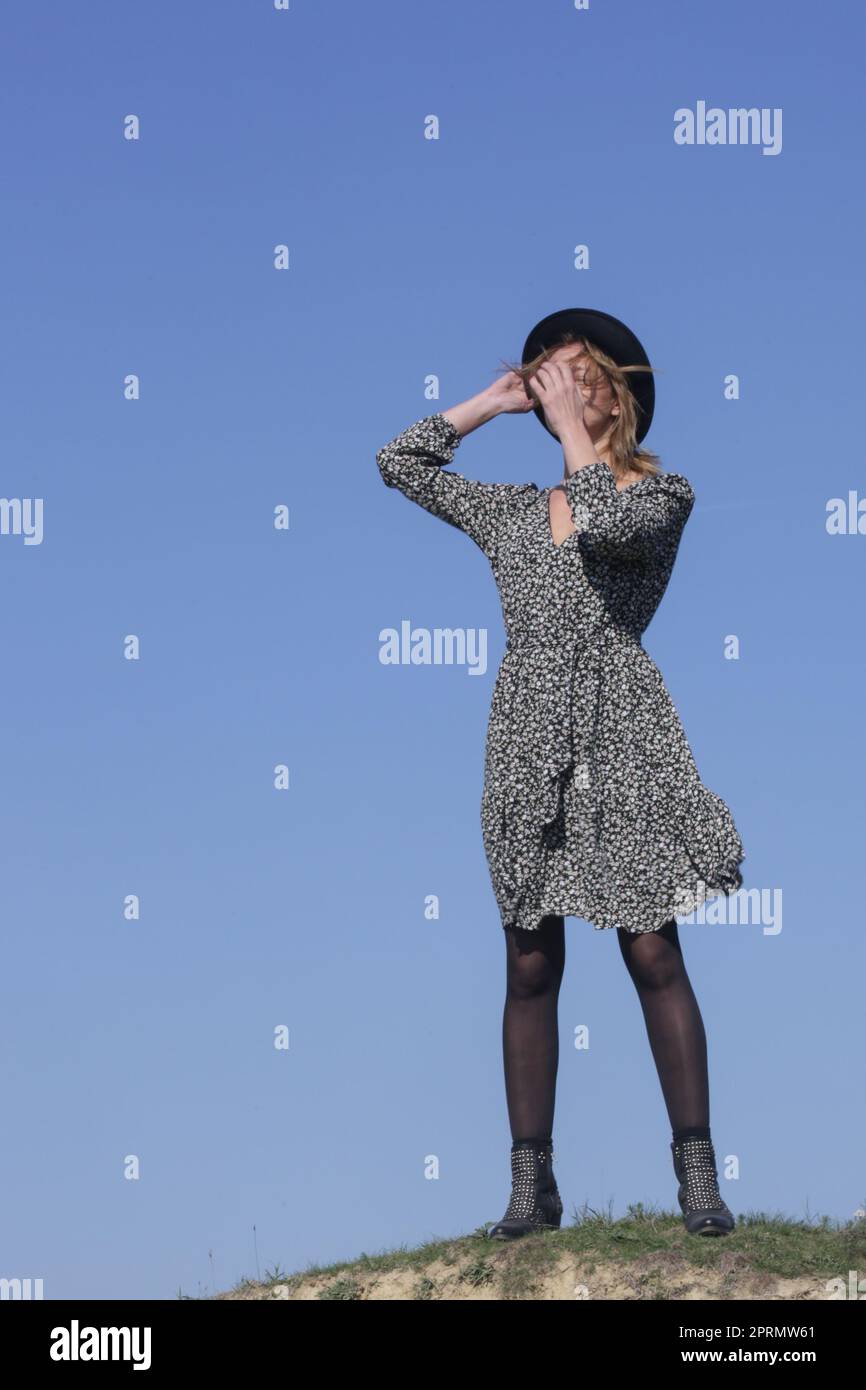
[499,333,663,483]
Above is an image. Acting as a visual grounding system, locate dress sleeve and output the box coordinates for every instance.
[376,412,538,560]
[564,460,695,565]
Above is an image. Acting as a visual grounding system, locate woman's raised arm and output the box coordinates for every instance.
[375,377,539,561]
[565,462,695,564]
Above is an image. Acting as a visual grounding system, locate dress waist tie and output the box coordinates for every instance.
[495,626,616,920]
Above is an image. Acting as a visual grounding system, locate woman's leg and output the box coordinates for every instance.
[616,918,709,1132]
[502,914,566,1140]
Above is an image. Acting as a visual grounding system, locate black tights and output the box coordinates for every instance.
[502,914,709,1141]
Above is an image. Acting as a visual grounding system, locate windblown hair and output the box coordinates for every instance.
[498,333,663,483]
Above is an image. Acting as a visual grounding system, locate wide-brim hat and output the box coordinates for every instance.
[521,307,655,443]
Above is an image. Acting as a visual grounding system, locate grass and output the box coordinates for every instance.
[193,1202,866,1301]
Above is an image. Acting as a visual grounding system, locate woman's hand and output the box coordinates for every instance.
[440,370,537,440]
[483,370,538,415]
[526,360,587,438]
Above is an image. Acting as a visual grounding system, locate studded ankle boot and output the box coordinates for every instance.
[671,1133,735,1236]
[487,1137,564,1240]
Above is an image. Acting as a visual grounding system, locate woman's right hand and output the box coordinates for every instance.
[484,370,538,415]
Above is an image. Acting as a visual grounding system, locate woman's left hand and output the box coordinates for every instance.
[527,360,587,438]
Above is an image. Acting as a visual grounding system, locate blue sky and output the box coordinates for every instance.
[1,0,863,1299]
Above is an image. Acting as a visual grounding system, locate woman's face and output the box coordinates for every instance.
[541,344,619,438]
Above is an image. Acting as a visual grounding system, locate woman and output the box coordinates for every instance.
[375,307,745,1240]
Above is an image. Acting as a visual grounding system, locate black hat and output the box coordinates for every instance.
[521,307,655,443]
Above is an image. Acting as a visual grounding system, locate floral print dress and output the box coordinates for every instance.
[376,412,745,935]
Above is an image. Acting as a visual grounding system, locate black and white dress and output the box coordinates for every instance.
[376,412,744,935]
